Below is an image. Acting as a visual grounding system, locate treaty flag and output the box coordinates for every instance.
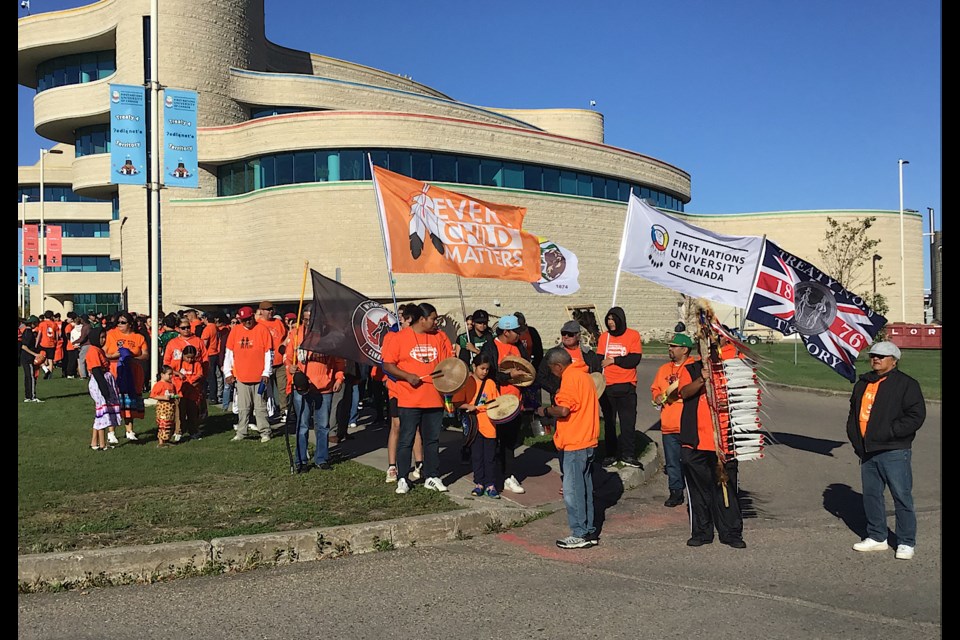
[532,238,580,295]
[746,239,887,382]
[299,269,398,366]
[371,164,541,282]
[618,193,764,308]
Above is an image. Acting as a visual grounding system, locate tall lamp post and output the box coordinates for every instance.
[898,158,909,322]
[38,147,64,313]
[20,194,29,314]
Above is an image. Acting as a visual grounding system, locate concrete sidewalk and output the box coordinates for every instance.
[18,409,660,590]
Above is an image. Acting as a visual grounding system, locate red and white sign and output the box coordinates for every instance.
[45,225,62,268]
[23,224,39,266]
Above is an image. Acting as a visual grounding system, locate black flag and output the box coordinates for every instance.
[299,270,397,366]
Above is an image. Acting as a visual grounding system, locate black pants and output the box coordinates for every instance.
[472,434,498,488]
[495,417,521,485]
[22,362,37,400]
[681,448,744,543]
[64,350,79,377]
[207,353,221,403]
[600,384,638,459]
[369,378,388,423]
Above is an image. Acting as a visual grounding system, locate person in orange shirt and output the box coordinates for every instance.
[382,305,425,484]
[597,306,644,469]
[185,309,203,338]
[381,302,452,495]
[38,310,59,378]
[257,301,288,419]
[285,305,345,472]
[175,345,207,440]
[85,326,123,450]
[63,312,81,379]
[454,351,504,499]
[479,314,528,494]
[216,315,234,411]
[535,348,600,549]
[651,333,696,507]
[150,365,179,448]
[678,346,746,549]
[164,319,208,371]
[201,313,224,404]
[223,306,274,443]
[536,319,602,433]
[104,311,148,444]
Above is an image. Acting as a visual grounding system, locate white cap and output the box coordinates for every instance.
[868,341,901,360]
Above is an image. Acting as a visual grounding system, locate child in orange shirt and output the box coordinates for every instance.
[454,351,503,499]
[150,366,179,448]
[174,345,207,441]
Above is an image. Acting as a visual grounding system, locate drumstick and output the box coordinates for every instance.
[418,371,445,381]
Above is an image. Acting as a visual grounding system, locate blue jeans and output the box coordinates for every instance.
[293,389,333,466]
[221,382,234,412]
[662,433,684,492]
[561,447,595,538]
[348,383,360,425]
[397,407,442,481]
[861,449,916,546]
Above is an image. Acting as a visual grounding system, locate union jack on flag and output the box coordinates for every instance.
[745,240,887,382]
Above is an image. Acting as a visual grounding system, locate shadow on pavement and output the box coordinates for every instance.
[823,483,867,537]
[769,431,846,457]
[593,464,625,535]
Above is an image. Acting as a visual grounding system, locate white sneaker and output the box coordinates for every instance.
[260,433,271,443]
[853,538,889,552]
[107,432,120,445]
[248,423,261,432]
[126,431,138,441]
[24,399,31,403]
[230,434,246,442]
[385,465,398,483]
[424,477,449,492]
[504,475,526,494]
[41,365,50,374]
[395,478,410,494]
[173,433,182,443]
[410,463,423,482]
[32,398,45,403]
[895,544,915,560]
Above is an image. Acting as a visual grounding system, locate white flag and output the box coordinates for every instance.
[532,238,580,295]
[618,194,763,308]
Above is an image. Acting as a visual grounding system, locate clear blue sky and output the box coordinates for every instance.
[19,0,941,283]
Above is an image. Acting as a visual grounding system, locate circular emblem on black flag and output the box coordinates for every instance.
[352,301,396,362]
[793,281,837,336]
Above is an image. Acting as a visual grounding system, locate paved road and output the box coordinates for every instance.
[18,362,941,640]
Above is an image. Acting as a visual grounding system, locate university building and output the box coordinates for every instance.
[17,0,925,330]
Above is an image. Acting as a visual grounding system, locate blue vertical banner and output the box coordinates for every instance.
[25,267,39,286]
[162,88,199,188]
[109,84,147,185]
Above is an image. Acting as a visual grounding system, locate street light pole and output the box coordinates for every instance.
[872,254,882,300]
[20,194,29,314]
[898,158,909,322]
[38,148,64,313]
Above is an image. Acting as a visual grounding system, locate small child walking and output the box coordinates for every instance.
[85,326,123,450]
[175,345,207,440]
[150,365,179,447]
[454,351,508,499]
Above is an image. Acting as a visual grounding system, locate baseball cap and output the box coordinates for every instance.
[497,315,520,331]
[258,301,273,310]
[284,312,297,321]
[669,333,695,348]
[868,341,901,360]
[26,315,39,324]
[471,309,489,324]
[237,306,255,320]
[561,320,581,334]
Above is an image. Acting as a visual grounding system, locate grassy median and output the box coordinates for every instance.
[18,377,458,555]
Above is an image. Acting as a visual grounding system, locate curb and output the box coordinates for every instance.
[18,504,541,590]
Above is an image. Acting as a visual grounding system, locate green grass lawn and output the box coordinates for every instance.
[18,377,458,555]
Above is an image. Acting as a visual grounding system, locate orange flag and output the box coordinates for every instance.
[372,165,541,282]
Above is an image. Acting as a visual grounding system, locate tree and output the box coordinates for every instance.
[817,217,890,300]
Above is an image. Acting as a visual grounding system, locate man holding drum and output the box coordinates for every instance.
[381,303,453,495]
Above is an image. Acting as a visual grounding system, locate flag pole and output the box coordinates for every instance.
[611,188,634,307]
[455,275,468,326]
[293,260,309,369]
[368,155,400,317]
[741,234,768,326]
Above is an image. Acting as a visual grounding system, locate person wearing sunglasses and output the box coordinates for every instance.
[537,320,603,438]
[846,341,926,560]
[103,311,148,444]
[163,315,208,373]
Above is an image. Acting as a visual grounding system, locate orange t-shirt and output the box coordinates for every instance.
[178,359,207,387]
[493,338,522,399]
[189,318,203,336]
[597,328,642,385]
[859,378,887,437]
[454,375,501,438]
[104,329,147,379]
[201,323,221,356]
[553,366,600,452]
[150,379,177,401]
[64,323,77,351]
[380,327,452,409]
[226,322,273,384]
[564,346,590,374]
[284,325,345,392]
[258,317,288,366]
[38,319,58,348]
[164,335,208,370]
[650,357,694,434]
[720,343,742,361]
[85,345,110,372]
[380,332,398,399]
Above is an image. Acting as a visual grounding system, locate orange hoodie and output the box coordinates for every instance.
[553,366,600,452]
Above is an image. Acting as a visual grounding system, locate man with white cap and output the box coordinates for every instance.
[847,341,925,559]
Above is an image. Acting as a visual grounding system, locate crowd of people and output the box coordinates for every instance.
[18,302,927,555]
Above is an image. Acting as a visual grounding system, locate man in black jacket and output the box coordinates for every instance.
[597,307,644,468]
[846,341,925,560]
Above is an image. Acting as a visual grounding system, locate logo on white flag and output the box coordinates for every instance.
[532,239,580,296]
